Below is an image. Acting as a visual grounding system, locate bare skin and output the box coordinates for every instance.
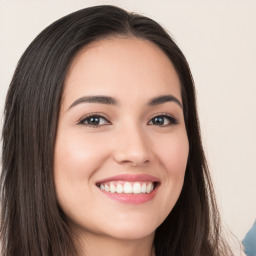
[54,37,189,256]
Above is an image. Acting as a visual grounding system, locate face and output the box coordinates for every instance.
[54,37,189,241]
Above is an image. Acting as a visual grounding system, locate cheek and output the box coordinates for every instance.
[53,131,111,214]
[53,131,111,220]
[54,131,108,181]
[153,130,189,210]
[156,131,189,175]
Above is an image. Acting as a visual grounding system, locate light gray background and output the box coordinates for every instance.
[0,0,255,241]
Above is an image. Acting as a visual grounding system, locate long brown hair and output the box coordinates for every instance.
[1,5,234,256]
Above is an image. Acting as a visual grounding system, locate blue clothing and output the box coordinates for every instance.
[243,221,256,256]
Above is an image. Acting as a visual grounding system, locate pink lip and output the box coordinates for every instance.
[96,174,160,204]
[101,186,159,204]
[96,173,160,184]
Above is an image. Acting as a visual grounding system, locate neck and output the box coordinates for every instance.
[74,231,156,256]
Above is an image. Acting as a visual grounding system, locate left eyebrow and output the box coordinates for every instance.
[148,95,183,109]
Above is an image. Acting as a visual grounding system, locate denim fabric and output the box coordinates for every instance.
[243,221,256,256]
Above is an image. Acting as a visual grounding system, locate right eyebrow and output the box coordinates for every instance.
[67,95,118,111]
[148,95,183,109]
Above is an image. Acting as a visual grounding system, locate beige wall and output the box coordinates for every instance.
[0,0,255,241]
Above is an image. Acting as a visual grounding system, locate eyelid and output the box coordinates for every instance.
[147,113,178,126]
[77,112,111,126]
[77,112,178,127]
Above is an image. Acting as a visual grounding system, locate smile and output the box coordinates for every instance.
[95,174,160,204]
[97,181,155,194]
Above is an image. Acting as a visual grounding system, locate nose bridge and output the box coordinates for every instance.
[113,121,151,166]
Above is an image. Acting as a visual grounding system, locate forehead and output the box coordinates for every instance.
[62,37,181,106]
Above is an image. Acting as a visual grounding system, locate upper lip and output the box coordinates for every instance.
[96,174,160,184]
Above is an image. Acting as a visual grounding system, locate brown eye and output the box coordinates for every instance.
[79,115,110,127]
[148,115,178,126]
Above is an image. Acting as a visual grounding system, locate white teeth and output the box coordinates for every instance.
[116,184,123,193]
[141,183,147,193]
[99,181,156,194]
[133,182,141,194]
[146,183,152,193]
[105,184,110,192]
[123,182,133,193]
[110,183,116,193]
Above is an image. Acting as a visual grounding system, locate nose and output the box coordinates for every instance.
[113,125,152,167]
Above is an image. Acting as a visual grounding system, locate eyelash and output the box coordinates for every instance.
[78,113,178,128]
[78,113,111,127]
[148,113,178,126]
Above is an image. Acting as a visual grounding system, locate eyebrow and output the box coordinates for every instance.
[68,96,117,110]
[148,95,182,108]
[67,94,182,111]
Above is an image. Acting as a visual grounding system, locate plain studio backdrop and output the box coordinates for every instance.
[0,0,255,244]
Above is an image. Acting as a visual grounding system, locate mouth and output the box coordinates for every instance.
[95,174,160,204]
[96,181,159,194]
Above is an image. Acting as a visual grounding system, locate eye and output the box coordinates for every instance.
[148,114,178,126]
[78,114,111,127]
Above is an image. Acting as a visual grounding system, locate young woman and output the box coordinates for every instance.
[1,5,239,256]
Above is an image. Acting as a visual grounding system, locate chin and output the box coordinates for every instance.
[102,217,159,240]
[107,228,155,241]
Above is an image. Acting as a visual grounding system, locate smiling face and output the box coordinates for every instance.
[54,37,189,242]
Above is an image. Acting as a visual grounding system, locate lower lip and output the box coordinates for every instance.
[99,186,158,204]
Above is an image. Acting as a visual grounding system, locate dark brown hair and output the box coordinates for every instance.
[1,5,234,256]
